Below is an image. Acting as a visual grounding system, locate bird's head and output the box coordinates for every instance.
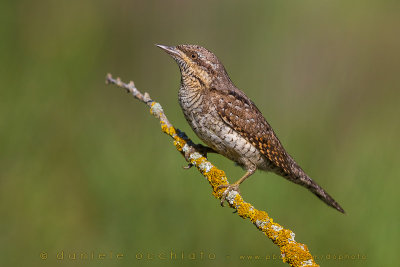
[156,44,229,90]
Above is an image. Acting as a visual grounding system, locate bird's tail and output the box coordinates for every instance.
[289,170,345,213]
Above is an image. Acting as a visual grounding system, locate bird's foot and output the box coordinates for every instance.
[218,183,240,207]
[182,163,194,169]
[182,144,216,169]
[182,144,197,168]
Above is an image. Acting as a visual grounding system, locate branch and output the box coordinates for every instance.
[105,73,319,267]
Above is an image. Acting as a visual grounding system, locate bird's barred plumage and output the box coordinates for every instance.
[211,87,292,175]
[157,44,345,213]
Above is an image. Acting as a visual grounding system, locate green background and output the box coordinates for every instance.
[1,0,399,266]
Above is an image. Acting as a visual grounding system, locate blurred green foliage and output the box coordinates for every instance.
[1,0,399,266]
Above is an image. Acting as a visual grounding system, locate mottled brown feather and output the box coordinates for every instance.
[210,86,294,176]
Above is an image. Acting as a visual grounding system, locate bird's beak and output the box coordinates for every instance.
[156,44,181,58]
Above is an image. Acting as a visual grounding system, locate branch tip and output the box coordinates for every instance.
[105,73,112,84]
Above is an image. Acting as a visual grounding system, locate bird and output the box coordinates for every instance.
[156,44,345,213]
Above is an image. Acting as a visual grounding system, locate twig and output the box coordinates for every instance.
[105,73,319,267]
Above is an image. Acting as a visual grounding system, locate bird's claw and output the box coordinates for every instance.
[217,183,240,207]
[183,163,194,169]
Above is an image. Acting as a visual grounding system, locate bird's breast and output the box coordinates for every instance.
[178,87,268,170]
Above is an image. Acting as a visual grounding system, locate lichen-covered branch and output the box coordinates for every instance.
[105,73,319,267]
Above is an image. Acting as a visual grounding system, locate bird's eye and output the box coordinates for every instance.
[191,53,197,59]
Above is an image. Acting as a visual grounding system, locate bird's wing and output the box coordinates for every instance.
[210,86,293,175]
[210,86,345,213]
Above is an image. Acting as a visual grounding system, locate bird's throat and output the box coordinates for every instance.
[180,67,212,93]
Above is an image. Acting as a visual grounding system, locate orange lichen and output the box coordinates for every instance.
[251,210,270,223]
[151,97,317,267]
[107,75,319,267]
[173,136,187,152]
[281,243,317,266]
[275,229,293,246]
[237,202,252,218]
